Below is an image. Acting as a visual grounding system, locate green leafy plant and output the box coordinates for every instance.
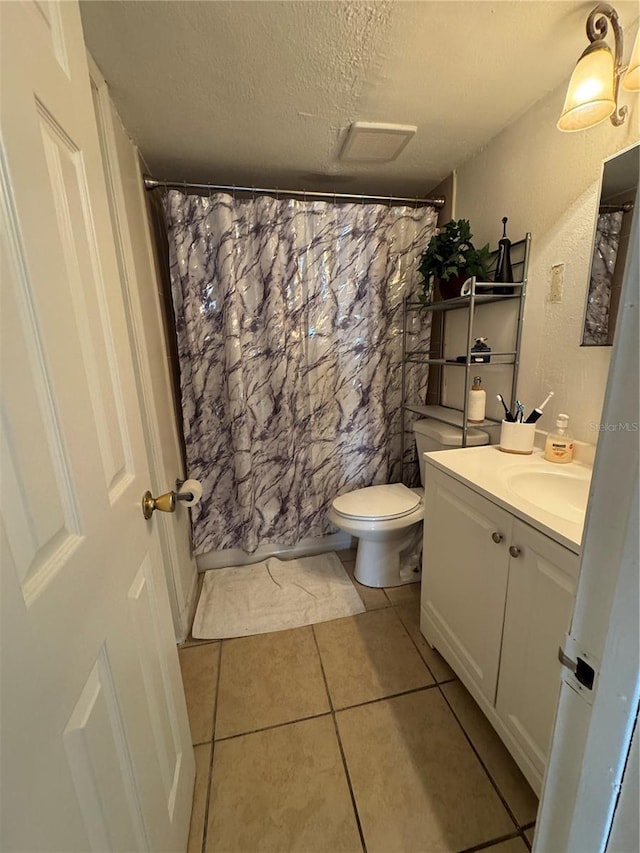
[418,219,491,300]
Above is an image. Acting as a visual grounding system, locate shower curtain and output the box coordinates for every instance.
[164,190,437,554]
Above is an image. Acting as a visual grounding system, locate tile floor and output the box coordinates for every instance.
[179,550,538,853]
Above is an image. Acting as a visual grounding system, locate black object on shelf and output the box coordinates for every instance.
[493,217,514,295]
[471,336,491,363]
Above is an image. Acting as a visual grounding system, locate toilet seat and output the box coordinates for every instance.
[332,483,421,521]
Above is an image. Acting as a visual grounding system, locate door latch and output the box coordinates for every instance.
[558,646,596,690]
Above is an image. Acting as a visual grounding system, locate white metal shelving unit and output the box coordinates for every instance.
[400,233,532,471]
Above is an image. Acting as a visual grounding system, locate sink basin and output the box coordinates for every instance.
[505,467,591,524]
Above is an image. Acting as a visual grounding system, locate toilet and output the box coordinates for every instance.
[329,418,490,588]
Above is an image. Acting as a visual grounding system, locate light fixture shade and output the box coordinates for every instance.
[558,42,616,131]
[622,30,640,91]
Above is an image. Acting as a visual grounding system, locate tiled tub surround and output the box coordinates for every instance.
[180,553,537,853]
[164,191,438,555]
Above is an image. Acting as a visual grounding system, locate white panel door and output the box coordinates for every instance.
[87,61,198,641]
[0,2,194,851]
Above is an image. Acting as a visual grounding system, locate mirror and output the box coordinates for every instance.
[582,143,639,346]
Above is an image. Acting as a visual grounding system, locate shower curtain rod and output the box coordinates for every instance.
[142,175,445,208]
[599,201,634,212]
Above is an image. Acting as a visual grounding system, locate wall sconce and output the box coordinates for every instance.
[622,29,640,91]
[558,3,637,132]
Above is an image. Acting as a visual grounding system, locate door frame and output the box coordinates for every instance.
[87,56,198,642]
[535,197,639,850]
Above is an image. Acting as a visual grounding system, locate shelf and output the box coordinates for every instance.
[400,232,530,458]
[403,404,501,430]
[407,281,526,311]
[407,293,523,312]
[405,353,517,366]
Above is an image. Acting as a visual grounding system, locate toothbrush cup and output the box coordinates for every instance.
[499,420,536,455]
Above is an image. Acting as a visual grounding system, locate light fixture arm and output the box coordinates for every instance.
[586,3,627,126]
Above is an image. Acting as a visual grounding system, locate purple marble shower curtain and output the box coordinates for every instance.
[164,190,437,554]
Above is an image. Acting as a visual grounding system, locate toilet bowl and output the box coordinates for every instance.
[329,483,424,588]
[330,418,489,587]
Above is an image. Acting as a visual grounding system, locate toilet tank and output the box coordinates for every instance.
[413,418,489,485]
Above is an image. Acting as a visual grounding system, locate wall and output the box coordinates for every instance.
[447,63,638,443]
[423,173,456,407]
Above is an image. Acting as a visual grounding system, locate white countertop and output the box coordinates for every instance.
[424,445,593,554]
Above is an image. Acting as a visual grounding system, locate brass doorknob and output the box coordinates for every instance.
[142,490,176,520]
[491,532,503,543]
[509,545,521,558]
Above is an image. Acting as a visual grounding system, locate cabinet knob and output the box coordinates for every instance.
[509,545,521,558]
[491,532,503,543]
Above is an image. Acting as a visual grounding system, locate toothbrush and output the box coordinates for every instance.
[525,391,554,424]
[497,394,516,422]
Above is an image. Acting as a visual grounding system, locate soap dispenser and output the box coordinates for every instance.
[468,376,486,424]
[544,414,574,464]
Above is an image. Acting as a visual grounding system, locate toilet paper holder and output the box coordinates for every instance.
[141,479,202,520]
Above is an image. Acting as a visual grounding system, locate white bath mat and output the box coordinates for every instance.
[192,552,365,639]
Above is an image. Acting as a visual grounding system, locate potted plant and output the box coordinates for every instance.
[418,219,491,301]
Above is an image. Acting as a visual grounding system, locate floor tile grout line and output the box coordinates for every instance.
[200,639,223,853]
[311,624,368,853]
[455,827,526,853]
[180,637,221,649]
[390,601,444,685]
[437,681,524,832]
[213,682,444,745]
[334,681,440,713]
[520,821,535,851]
[214,710,334,743]
[388,597,536,832]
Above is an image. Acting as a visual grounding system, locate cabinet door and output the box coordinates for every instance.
[496,520,580,777]
[421,471,512,703]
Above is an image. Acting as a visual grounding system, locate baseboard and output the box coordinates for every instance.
[196,532,353,570]
[176,568,201,644]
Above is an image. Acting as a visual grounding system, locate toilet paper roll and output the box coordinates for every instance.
[180,479,203,507]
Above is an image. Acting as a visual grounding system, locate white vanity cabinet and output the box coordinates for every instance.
[420,466,580,793]
[420,471,512,705]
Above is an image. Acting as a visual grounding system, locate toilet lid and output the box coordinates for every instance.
[332,484,421,521]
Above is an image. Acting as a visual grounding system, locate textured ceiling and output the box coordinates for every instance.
[80,0,640,197]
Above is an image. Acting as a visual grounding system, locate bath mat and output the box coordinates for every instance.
[192,552,365,639]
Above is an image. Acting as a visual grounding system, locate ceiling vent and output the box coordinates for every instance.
[339,122,417,162]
